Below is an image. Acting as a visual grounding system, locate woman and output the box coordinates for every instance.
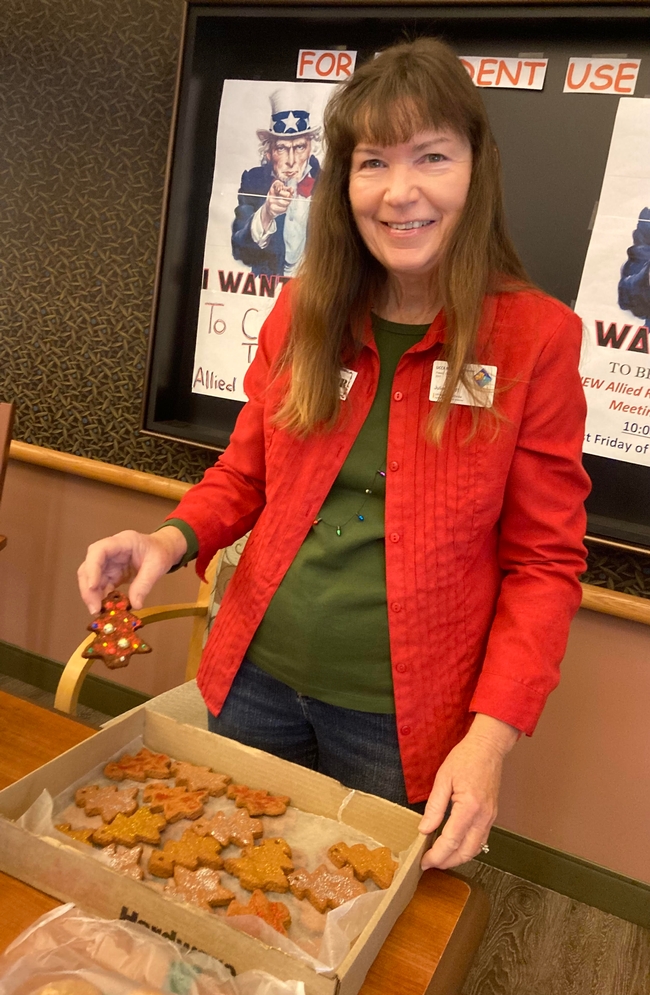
[78,39,590,870]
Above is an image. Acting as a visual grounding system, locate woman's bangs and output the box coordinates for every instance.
[348,89,468,151]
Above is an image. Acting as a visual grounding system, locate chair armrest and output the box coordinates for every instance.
[54,603,209,716]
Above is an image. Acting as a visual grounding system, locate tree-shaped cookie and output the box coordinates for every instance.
[171,761,231,797]
[75,784,139,823]
[328,842,398,890]
[227,888,291,935]
[288,864,367,912]
[149,827,224,878]
[83,590,151,669]
[55,823,94,846]
[104,747,172,782]
[164,866,235,911]
[193,809,263,848]
[226,784,290,816]
[142,782,208,822]
[102,843,144,880]
[223,837,293,892]
[92,806,167,847]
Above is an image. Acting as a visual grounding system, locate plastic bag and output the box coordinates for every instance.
[0,905,304,995]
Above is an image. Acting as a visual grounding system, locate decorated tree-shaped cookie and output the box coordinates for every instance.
[82,590,152,669]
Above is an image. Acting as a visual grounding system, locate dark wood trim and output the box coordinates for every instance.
[483,826,650,930]
[0,640,150,718]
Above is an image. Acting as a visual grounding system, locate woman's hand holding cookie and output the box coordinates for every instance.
[78,527,188,614]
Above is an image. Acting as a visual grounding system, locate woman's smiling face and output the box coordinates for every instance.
[348,129,472,284]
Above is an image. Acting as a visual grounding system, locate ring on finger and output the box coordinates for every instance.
[480,843,490,854]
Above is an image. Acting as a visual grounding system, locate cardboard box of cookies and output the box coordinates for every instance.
[0,706,429,995]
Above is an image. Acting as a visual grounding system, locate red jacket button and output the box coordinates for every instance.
[389,461,399,471]
[390,532,400,543]
[396,662,407,673]
[400,725,412,736]
[393,391,403,401]
[390,601,401,612]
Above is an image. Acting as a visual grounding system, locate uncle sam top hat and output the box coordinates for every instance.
[257,85,321,142]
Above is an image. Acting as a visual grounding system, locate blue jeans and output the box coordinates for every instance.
[207,658,425,812]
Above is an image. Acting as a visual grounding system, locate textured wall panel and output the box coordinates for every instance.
[0,0,213,482]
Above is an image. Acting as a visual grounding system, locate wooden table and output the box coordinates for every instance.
[0,691,489,994]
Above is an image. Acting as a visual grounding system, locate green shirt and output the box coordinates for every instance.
[247,315,429,713]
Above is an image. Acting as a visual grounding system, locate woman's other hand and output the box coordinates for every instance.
[418,714,520,870]
[77,527,188,614]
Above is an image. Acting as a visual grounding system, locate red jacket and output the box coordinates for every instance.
[170,286,590,802]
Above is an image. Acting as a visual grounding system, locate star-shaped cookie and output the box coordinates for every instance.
[104,747,172,782]
[223,837,293,893]
[227,888,291,935]
[142,782,208,822]
[164,866,235,911]
[171,761,231,797]
[75,784,139,823]
[149,827,224,878]
[193,809,263,848]
[226,784,290,816]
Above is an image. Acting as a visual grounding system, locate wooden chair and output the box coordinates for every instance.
[54,533,250,716]
[0,402,16,553]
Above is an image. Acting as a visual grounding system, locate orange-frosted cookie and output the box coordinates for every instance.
[55,823,94,846]
[75,784,139,823]
[149,827,223,878]
[193,809,263,848]
[223,837,293,893]
[164,866,235,911]
[227,888,291,935]
[288,864,367,912]
[172,760,231,797]
[103,843,144,880]
[328,842,397,890]
[226,784,290,816]
[142,782,208,822]
[104,747,171,782]
[92,806,167,847]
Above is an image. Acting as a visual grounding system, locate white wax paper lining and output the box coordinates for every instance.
[16,736,408,974]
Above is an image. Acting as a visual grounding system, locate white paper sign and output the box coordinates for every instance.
[563,58,640,95]
[460,56,548,90]
[297,50,357,80]
[429,362,497,407]
[576,98,650,467]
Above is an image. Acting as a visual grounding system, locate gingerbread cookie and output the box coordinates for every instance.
[227,888,291,936]
[102,843,144,880]
[92,806,167,847]
[172,760,231,796]
[142,782,208,822]
[75,783,139,823]
[164,866,235,911]
[223,837,293,893]
[149,827,223,878]
[83,590,152,669]
[328,842,398,890]
[55,823,94,846]
[104,747,172,782]
[226,784,290,816]
[288,864,367,912]
[193,809,263,848]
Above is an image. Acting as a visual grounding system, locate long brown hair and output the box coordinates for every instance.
[277,37,531,441]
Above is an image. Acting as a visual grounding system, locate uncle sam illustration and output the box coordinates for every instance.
[231,86,322,278]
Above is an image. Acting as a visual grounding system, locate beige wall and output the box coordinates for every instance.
[498,608,650,884]
[0,460,198,697]
[1,457,649,882]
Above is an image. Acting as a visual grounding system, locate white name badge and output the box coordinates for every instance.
[430,361,497,407]
[339,367,358,400]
